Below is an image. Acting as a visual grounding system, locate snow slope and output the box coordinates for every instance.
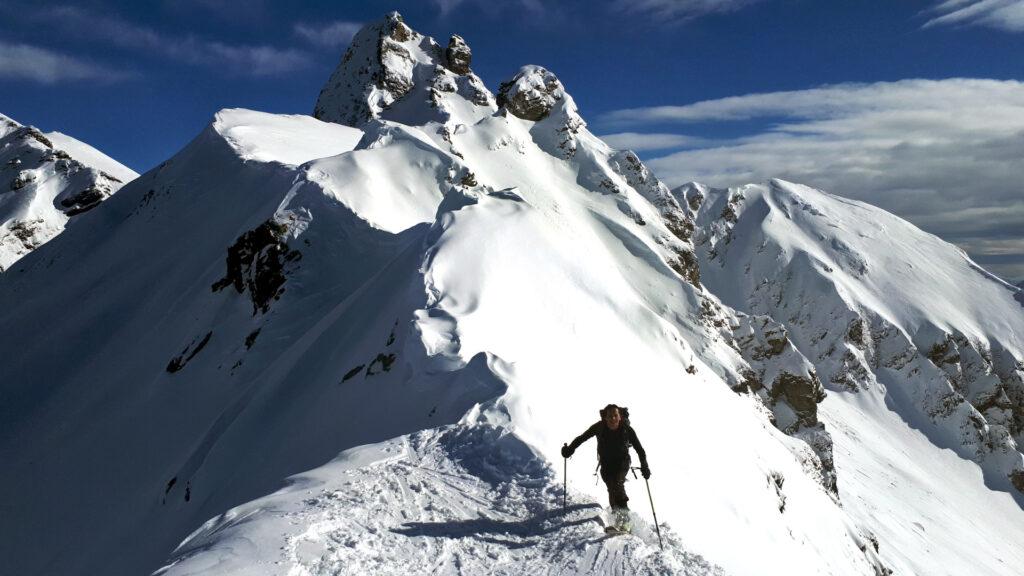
[0,112,137,271]
[1,12,1022,576]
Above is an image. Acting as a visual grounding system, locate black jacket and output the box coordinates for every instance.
[567,420,647,469]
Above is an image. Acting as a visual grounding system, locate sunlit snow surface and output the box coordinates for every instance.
[156,423,721,576]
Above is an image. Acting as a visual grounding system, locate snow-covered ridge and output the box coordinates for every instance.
[0,112,137,271]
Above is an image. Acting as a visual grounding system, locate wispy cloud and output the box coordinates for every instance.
[0,41,127,84]
[604,79,1024,281]
[35,5,308,76]
[431,0,545,16]
[293,21,363,48]
[923,0,1024,32]
[598,132,706,151]
[613,0,767,21]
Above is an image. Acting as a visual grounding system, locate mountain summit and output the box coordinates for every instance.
[1,13,1023,576]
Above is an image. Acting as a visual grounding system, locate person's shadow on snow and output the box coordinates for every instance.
[391,503,604,549]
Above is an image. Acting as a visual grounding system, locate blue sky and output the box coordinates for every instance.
[1,0,1022,281]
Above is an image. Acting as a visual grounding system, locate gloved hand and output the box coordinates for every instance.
[561,444,574,458]
[640,464,651,479]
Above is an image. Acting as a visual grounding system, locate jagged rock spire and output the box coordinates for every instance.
[445,35,472,75]
[497,65,571,122]
[313,12,494,129]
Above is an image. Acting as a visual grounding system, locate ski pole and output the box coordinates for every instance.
[562,444,568,513]
[642,472,663,550]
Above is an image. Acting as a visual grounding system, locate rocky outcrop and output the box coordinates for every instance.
[445,35,472,75]
[727,312,835,495]
[211,219,302,315]
[497,65,565,122]
[314,13,494,129]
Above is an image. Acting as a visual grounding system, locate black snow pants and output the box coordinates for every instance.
[600,461,630,509]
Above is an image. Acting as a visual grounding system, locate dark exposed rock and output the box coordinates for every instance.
[60,186,107,216]
[1011,469,1024,493]
[386,12,412,41]
[927,336,959,366]
[211,220,301,315]
[366,352,397,376]
[687,188,704,211]
[772,371,826,428]
[8,219,41,248]
[244,328,261,349]
[846,319,866,348]
[445,34,472,75]
[767,471,786,512]
[10,170,35,191]
[16,126,52,148]
[342,365,365,382]
[166,331,213,373]
[460,171,478,187]
[668,247,701,287]
[497,66,563,121]
[379,41,414,97]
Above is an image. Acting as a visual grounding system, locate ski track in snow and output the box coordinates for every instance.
[159,427,722,576]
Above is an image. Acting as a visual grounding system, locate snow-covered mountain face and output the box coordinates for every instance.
[687,179,1024,493]
[0,113,136,271]
[2,12,1023,576]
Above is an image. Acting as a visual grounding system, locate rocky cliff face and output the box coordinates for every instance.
[0,113,136,271]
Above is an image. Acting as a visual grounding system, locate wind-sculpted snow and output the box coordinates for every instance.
[0,112,136,271]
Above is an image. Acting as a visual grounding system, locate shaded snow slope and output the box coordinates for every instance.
[684,178,1024,575]
[0,112,137,271]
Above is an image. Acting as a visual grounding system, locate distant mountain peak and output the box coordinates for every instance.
[0,112,136,271]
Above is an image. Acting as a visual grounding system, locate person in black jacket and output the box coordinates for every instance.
[561,404,650,512]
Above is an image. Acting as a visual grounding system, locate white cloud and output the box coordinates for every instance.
[37,5,308,76]
[602,79,1024,281]
[293,21,363,48]
[923,0,1024,32]
[613,0,767,20]
[598,132,706,151]
[0,42,126,84]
